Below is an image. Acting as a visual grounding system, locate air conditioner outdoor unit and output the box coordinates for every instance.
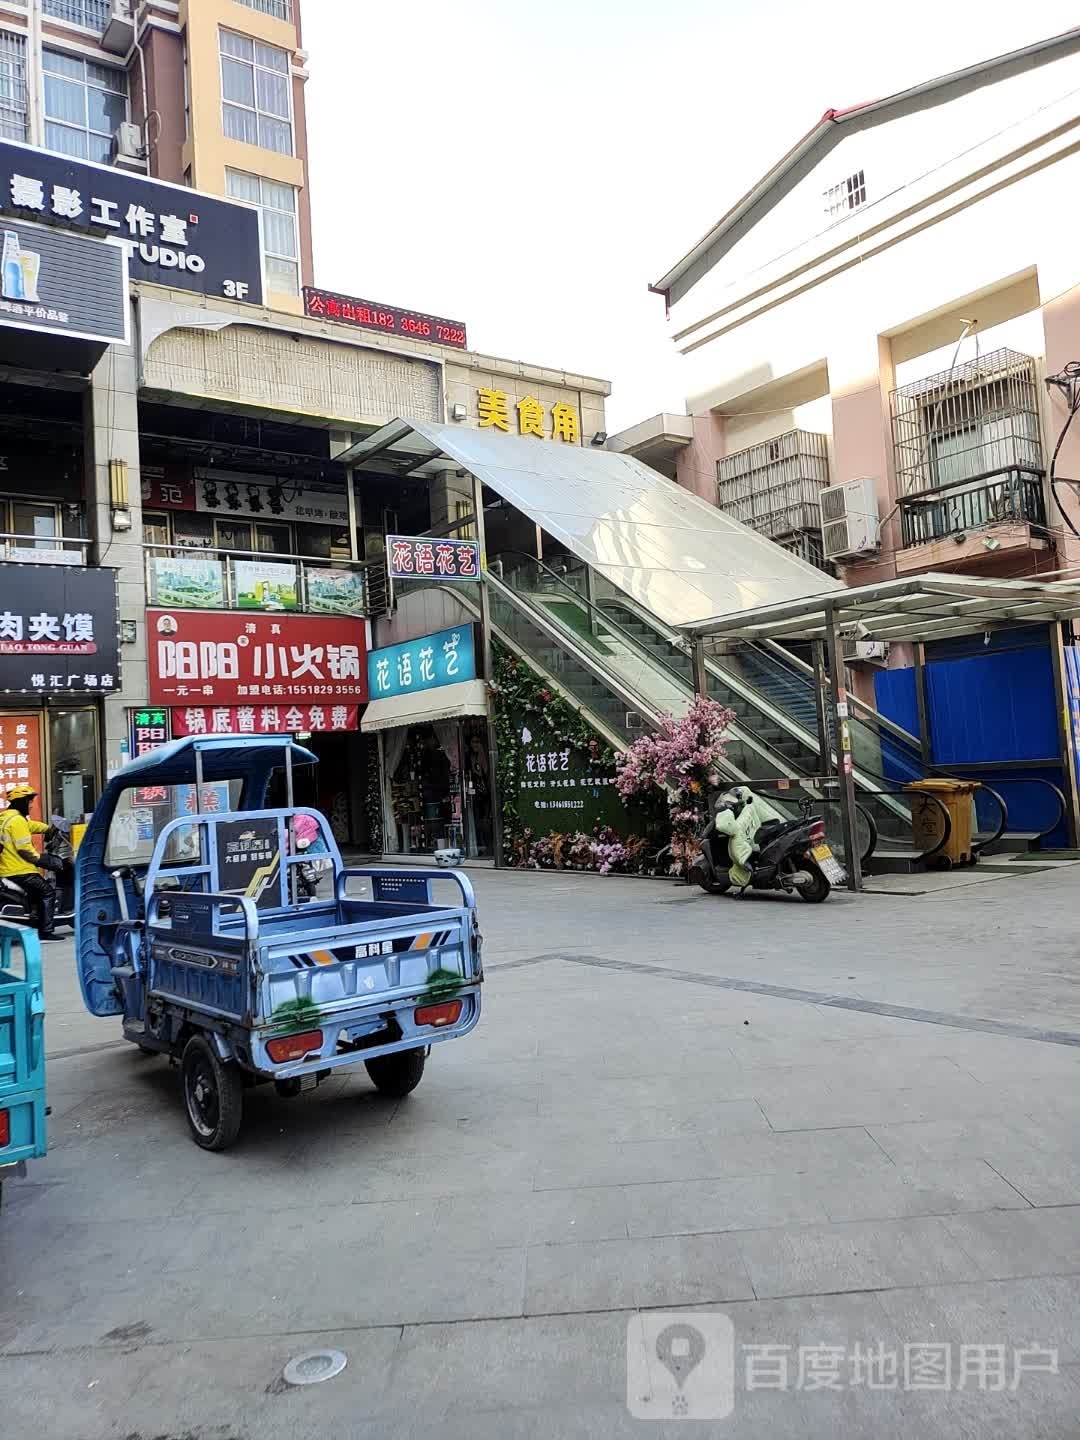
[102,0,135,56]
[821,476,880,561]
[110,122,144,169]
[843,638,889,665]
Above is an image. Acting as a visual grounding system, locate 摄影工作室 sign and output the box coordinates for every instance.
[146,610,368,706]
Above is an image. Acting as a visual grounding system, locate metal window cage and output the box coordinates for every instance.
[717,429,830,531]
[0,31,28,143]
[890,347,1044,497]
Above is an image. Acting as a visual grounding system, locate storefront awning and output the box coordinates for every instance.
[361,679,488,733]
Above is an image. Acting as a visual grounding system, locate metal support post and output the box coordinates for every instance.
[912,642,932,767]
[1048,621,1080,847]
[811,640,833,778]
[473,472,504,867]
[824,608,862,891]
[691,637,708,700]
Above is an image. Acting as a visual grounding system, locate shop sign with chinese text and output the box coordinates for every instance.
[171,702,358,738]
[0,563,119,695]
[304,286,467,349]
[141,469,196,511]
[386,535,480,583]
[0,139,264,304]
[147,610,368,706]
[129,707,172,806]
[477,389,581,443]
[0,217,127,346]
[368,625,476,701]
[194,469,349,527]
[0,713,42,809]
[509,714,629,836]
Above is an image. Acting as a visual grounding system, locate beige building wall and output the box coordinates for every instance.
[179,0,311,315]
[661,74,1080,586]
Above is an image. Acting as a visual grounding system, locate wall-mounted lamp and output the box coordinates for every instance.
[120,619,137,644]
[450,403,467,422]
[590,431,608,447]
[983,536,1001,552]
[109,458,131,531]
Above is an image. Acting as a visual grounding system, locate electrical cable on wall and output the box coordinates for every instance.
[1044,362,1080,540]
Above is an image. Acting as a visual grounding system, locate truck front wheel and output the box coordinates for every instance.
[181,1035,244,1150]
[365,1048,426,1098]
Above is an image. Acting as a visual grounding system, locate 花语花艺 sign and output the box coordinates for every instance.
[0,139,264,305]
[367,626,476,701]
[386,535,480,582]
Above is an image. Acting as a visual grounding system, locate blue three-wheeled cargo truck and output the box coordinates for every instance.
[73,736,483,1149]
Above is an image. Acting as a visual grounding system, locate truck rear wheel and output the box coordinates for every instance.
[181,1035,243,1150]
[365,1048,426,1098]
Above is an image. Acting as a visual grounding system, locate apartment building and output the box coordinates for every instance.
[618,29,1080,602]
[0,0,311,309]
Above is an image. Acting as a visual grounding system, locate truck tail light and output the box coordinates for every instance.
[266,1030,323,1064]
[415,999,463,1028]
[0,1109,9,1147]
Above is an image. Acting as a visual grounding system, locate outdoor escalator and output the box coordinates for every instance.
[488,551,1065,870]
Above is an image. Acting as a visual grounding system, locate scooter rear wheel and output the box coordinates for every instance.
[181,1035,244,1150]
[690,862,730,895]
[795,862,830,903]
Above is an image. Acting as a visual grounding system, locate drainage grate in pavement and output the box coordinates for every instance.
[540,953,1080,1050]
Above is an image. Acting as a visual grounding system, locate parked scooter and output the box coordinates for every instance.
[0,825,75,931]
[690,787,845,902]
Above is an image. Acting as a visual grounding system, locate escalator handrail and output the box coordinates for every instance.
[488,554,822,784]
[950,773,1065,844]
[972,784,1009,854]
[744,786,879,866]
[491,550,699,695]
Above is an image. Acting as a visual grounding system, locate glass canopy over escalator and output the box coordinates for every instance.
[343,419,842,626]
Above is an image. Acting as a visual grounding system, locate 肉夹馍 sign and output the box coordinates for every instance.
[0,218,127,345]
[147,610,368,706]
[0,564,119,695]
[368,626,476,701]
[386,535,480,582]
[0,139,264,304]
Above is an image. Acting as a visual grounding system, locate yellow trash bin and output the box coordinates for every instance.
[904,778,979,867]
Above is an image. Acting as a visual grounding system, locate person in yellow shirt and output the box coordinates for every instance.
[0,785,61,939]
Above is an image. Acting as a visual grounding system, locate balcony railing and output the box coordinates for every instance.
[0,531,90,565]
[42,0,109,29]
[898,468,1047,549]
[144,544,380,618]
[891,348,1044,497]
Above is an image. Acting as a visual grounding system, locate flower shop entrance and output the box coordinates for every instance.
[362,685,493,857]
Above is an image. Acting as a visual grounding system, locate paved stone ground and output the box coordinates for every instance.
[3,867,1080,1438]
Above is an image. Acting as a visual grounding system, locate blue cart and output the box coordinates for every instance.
[0,922,46,1209]
[74,736,483,1150]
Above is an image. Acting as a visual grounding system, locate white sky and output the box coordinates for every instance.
[304,1,1080,432]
